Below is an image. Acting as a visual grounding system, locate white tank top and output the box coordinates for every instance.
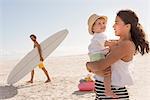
[94,60,134,87]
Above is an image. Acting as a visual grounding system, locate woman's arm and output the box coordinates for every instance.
[86,41,133,72]
[94,66,111,77]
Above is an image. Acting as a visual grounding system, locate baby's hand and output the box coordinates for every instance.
[105,40,118,48]
[105,40,112,47]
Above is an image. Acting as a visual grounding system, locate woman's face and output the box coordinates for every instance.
[113,16,128,36]
[92,18,107,33]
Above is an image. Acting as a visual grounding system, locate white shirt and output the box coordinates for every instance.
[88,32,108,55]
[94,60,134,87]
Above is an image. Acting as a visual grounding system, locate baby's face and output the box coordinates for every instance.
[92,18,107,33]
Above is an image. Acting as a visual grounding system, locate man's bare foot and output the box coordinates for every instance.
[45,79,51,83]
[27,80,33,83]
[105,90,118,98]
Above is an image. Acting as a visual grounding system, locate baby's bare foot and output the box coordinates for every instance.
[105,90,118,98]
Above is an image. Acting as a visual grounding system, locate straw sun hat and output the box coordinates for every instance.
[88,14,107,35]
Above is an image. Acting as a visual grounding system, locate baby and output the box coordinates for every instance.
[87,14,118,98]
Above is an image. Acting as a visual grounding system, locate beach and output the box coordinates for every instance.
[0,54,150,100]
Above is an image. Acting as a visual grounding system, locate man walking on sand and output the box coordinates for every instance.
[27,34,51,83]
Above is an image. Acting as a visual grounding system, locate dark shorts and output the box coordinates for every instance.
[95,80,129,100]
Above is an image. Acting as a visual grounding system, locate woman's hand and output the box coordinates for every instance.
[86,62,93,72]
[86,62,111,76]
[86,65,92,72]
[86,62,111,77]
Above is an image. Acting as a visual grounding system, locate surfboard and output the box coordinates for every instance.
[7,29,68,85]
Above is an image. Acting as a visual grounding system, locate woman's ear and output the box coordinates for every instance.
[126,24,131,31]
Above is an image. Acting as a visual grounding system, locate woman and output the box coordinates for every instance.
[86,10,149,100]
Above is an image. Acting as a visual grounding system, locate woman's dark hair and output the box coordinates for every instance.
[117,10,149,55]
[30,34,36,39]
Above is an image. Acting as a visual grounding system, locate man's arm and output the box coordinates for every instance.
[35,42,44,61]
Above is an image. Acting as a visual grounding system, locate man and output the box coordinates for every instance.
[27,34,51,83]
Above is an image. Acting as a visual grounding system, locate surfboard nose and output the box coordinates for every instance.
[60,29,69,35]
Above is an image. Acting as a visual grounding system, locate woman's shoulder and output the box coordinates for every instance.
[119,40,134,48]
[107,40,135,62]
[110,40,135,55]
[117,40,135,57]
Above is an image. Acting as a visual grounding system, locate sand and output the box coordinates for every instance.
[0,54,150,100]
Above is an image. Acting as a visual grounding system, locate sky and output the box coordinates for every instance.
[0,0,150,59]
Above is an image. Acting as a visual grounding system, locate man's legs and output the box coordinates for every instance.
[27,69,34,83]
[41,67,51,83]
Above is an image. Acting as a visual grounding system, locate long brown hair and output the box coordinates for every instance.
[117,10,149,55]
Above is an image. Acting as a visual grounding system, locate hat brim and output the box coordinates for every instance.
[88,16,107,35]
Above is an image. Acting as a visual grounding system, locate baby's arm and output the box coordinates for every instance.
[105,40,118,50]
